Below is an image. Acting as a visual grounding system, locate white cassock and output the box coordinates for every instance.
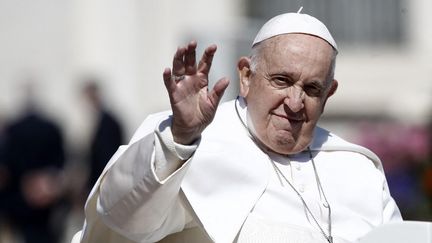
[72,98,402,243]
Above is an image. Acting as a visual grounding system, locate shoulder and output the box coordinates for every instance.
[311,126,384,172]
[129,110,172,144]
[206,99,243,134]
[214,99,237,117]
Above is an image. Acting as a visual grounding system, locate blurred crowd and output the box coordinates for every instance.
[355,121,432,221]
[1,78,432,243]
[0,78,124,243]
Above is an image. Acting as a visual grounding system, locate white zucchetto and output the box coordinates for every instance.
[252,12,337,51]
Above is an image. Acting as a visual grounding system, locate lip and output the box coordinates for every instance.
[272,113,304,122]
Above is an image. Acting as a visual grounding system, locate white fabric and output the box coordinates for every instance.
[236,97,399,242]
[237,214,350,243]
[252,12,338,50]
[356,221,432,243]
[153,118,198,180]
[240,150,390,242]
[74,98,401,243]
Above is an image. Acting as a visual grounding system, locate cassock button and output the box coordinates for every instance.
[299,185,305,193]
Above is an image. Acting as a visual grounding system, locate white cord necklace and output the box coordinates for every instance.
[234,97,333,243]
[269,150,333,243]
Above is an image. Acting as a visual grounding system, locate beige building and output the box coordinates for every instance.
[0,0,431,145]
[0,0,431,143]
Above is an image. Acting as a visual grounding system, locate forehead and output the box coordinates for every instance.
[256,33,334,72]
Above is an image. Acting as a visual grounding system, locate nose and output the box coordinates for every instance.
[284,85,305,112]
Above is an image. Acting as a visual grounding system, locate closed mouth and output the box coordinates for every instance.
[273,113,304,122]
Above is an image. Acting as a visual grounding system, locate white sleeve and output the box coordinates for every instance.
[93,115,198,242]
[153,117,199,181]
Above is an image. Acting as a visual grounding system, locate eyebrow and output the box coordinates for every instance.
[268,71,326,88]
[268,70,296,77]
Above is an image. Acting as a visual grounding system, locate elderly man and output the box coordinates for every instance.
[73,12,402,243]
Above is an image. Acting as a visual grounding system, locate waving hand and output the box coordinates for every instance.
[163,41,230,145]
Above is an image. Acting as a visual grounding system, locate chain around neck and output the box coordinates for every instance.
[268,150,333,243]
[234,97,333,243]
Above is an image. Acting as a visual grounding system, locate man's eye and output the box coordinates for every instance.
[304,85,322,96]
[270,76,291,88]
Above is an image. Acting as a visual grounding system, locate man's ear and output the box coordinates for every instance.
[327,79,338,98]
[237,57,252,97]
[322,79,338,113]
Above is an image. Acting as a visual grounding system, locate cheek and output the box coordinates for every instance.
[304,99,325,122]
[248,83,284,114]
[248,96,286,136]
[249,80,271,96]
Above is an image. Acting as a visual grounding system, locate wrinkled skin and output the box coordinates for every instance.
[163,41,230,145]
[163,34,337,156]
[238,34,338,155]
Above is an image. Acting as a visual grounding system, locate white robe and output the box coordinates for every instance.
[73,99,401,243]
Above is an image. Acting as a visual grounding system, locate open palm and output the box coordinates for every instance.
[163,41,229,145]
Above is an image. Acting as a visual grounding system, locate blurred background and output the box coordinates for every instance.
[0,0,431,242]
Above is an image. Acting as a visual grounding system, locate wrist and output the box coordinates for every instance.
[171,127,201,145]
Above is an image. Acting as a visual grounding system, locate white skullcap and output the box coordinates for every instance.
[252,12,337,51]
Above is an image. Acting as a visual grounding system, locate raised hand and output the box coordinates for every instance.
[163,41,230,145]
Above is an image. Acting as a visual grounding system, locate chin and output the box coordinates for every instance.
[270,136,311,155]
[274,146,303,155]
[267,140,298,155]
